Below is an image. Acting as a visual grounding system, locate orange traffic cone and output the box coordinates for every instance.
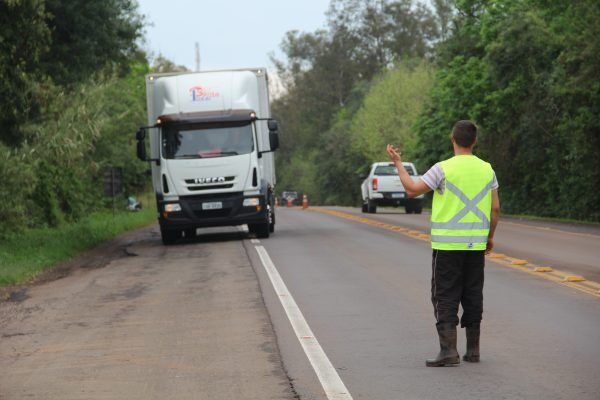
[275,197,280,208]
[287,198,293,207]
[302,194,308,209]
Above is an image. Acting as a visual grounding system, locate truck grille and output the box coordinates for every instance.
[188,184,234,191]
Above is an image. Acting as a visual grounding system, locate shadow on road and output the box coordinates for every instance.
[181,229,248,245]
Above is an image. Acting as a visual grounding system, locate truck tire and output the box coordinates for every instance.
[361,203,368,213]
[269,205,275,233]
[405,204,413,214]
[250,222,270,238]
[160,227,180,245]
[184,228,196,239]
[414,207,423,214]
[367,200,377,214]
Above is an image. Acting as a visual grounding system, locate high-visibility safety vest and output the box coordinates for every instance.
[431,155,494,251]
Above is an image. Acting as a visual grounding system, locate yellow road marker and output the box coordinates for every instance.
[563,275,585,282]
[489,253,506,259]
[511,259,528,265]
[306,207,600,298]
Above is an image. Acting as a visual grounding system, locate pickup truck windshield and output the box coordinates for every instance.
[162,122,254,159]
[374,165,415,176]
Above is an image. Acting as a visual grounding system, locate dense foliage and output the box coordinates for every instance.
[416,0,600,220]
[0,0,148,237]
[273,0,599,221]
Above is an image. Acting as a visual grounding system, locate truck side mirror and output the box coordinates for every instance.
[136,128,147,161]
[269,131,279,151]
[267,120,279,132]
[358,172,368,180]
[137,139,147,161]
[268,120,279,151]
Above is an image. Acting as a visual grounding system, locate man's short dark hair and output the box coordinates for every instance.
[452,120,478,147]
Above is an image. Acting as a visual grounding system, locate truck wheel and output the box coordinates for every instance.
[160,227,180,245]
[361,203,368,213]
[250,222,270,238]
[184,228,196,239]
[367,200,377,214]
[414,207,423,214]
[269,205,275,233]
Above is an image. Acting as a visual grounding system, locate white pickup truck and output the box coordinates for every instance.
[360,162,424,214]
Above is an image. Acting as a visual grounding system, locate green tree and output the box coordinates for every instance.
[415,0,600,220]
[0,0,49,146]
[350,61,434,163]
[42,0,144,85]
[273,0,443,203]
[151,54,189,73]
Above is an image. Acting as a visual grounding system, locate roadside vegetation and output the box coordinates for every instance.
[272,0,599,222]
[0,1,175,285]
[0,206,155,285]
[0,0,151,238]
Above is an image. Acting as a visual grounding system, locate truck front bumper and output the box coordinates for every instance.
[158,192,268,230]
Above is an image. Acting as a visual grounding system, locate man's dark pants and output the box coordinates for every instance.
[431,249,485,327]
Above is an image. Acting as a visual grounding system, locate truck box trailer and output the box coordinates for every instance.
[135,68,279,244]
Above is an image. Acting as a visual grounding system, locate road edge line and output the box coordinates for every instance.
[254,245,354,400]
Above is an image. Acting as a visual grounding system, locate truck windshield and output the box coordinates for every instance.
[162,122,254,159]
[374,165,415,176]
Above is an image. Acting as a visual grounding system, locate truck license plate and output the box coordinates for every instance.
[202,202,223,210]
[392,193,405,198]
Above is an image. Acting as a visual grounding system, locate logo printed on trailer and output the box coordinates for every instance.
[189,85,220,102]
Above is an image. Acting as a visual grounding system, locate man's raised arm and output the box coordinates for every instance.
[386,144,431,198]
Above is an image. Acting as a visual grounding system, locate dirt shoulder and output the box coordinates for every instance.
[0,225,296,400]
[1,225,154,303]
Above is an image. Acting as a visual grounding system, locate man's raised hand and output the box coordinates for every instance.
[386,144,402,163]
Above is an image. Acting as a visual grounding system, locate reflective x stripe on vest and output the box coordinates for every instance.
[431,179,493,245]
[431,179,494,234]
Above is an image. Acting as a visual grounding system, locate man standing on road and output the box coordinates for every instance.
[386,120,500,367]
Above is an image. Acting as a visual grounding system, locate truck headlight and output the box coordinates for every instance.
[243,198,260,207]
[164,203,182,212]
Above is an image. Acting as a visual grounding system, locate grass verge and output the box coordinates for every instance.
[0,207,155,286]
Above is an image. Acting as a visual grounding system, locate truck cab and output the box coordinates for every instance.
[136,68,279,244]
[361,162,424,214]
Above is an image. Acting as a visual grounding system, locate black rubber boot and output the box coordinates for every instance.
[463,324,480,362]
[426,323,460,367]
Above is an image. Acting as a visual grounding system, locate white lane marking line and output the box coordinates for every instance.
[255,245,353,400]
[250,238,261,244]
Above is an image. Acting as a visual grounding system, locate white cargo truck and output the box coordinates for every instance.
[360,162,424,214]
[135,68,279,244]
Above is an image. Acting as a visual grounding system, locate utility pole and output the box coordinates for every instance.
[195,42,200,72]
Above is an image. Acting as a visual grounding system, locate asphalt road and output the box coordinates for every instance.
[1,208,598,399]
[251,207,599,400]
[332,206,600,282]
